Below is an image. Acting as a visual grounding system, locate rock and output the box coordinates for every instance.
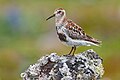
[21,49,104,80]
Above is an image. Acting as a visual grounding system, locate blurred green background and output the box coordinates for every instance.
[0,0,120,80]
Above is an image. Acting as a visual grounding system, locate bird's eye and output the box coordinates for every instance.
[58,11,61,13]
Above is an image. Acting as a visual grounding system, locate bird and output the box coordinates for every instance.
[46,8,101,55]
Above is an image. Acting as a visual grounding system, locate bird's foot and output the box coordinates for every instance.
[63,53,74,57]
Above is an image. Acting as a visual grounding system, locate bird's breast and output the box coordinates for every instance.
[57,32,68,42]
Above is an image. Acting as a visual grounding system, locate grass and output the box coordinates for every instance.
[0,0,120,80]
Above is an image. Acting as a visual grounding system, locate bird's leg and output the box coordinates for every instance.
[68,47,74,55]
[72,46,76,56]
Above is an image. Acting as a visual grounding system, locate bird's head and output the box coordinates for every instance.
[46,8,66,20]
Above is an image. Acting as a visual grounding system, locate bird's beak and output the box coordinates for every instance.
[46,14,55,21]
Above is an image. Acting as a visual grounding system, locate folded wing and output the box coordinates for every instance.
[65,19,101,45]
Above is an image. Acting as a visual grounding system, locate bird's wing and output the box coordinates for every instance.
[64,19,101,44]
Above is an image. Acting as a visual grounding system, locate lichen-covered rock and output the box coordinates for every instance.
[21,49,104,80]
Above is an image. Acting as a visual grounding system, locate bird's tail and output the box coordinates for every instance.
[85,35,102,46]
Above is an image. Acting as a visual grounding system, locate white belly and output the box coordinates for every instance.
[57,26,99,47]
[65,35,99,47]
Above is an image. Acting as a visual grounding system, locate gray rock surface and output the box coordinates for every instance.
[21,49,104,80]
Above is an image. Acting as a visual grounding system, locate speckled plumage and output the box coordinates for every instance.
[46,8,101,55]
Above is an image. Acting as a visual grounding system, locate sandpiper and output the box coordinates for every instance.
[46,8,101,55]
